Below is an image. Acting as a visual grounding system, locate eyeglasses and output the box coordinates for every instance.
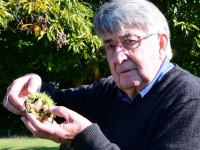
[103,33,157,57]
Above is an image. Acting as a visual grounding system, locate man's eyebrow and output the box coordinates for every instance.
[103,39,112,43]
[103,33,133,43]
[123,33,133,38]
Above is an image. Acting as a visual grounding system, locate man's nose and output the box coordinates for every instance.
[113,43,127,64]
[114,43,123,50]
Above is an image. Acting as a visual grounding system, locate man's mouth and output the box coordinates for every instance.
[119,68,134,75]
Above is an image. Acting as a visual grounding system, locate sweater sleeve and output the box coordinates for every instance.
[40,77,121,149]
[71,124,120,150]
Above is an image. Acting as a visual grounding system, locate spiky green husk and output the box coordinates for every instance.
[25,92,55,121]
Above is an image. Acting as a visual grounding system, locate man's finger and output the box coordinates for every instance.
[49,106,77,119]
[27,74,42,93]
[7,77,29,111]
[21,115,37,134]
[26,113,44,130]
[3,95,25,115]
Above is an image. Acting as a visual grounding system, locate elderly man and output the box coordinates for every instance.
[3,0,200,149]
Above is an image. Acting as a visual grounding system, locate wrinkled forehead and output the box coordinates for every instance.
[101,27,146,43]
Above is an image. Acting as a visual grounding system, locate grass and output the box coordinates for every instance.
[0,136,60,150]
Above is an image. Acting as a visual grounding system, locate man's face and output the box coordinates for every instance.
[102,28,166,98]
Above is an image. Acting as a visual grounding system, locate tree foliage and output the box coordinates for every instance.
[0,0,13,28]
[152,0,200,75]
[6,0,101,49]
[0,0,107,87]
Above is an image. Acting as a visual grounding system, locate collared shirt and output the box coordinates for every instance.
[117,57,174,103]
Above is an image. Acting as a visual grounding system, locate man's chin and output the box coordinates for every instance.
[118,80,141,89]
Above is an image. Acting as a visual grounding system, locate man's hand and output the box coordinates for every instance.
[21,106,92,143]
[3,73,42,115]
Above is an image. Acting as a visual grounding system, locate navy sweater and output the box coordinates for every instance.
[41,65,200,150]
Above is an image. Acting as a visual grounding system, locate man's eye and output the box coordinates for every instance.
[107,44,115,50]
[125,39,137,43]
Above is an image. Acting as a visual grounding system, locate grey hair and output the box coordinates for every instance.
[94,0,172,59]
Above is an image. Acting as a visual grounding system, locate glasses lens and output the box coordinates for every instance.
[122,35,140,50]
[123,41,140,50]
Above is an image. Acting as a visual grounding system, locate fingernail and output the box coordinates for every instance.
[49,106,54,112]
[21,116,25,122]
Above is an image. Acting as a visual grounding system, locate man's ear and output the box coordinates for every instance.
[159,33,168,59]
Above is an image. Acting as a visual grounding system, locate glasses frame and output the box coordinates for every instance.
[101,33,157,58]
